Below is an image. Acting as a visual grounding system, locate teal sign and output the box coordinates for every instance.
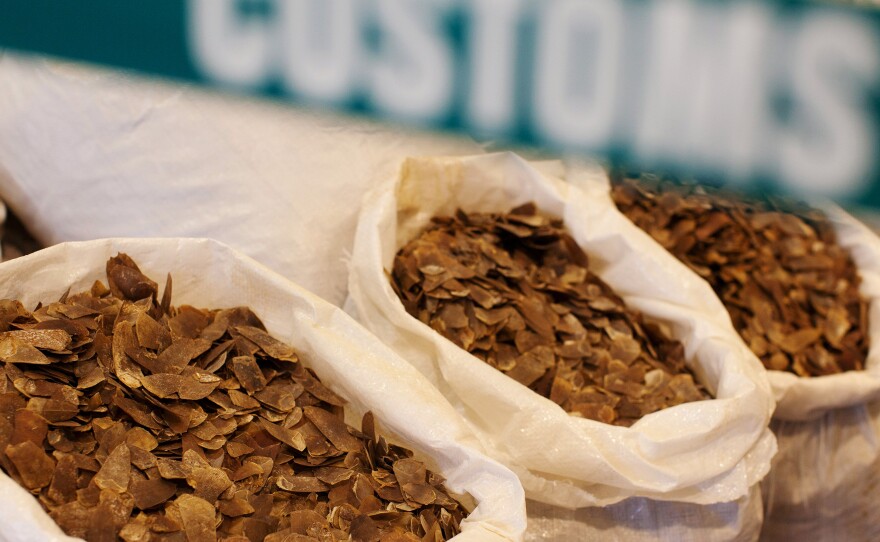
[1,0,879,205]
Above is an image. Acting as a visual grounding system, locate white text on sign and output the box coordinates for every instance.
[189,0,880,197]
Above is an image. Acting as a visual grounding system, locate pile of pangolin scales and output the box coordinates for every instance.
[0,254,465,541]
[612,176,869,376]
[391,203,708,427]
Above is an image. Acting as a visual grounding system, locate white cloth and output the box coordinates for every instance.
[0,54,481,307]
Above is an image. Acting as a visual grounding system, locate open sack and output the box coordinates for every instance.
[755,206,880,541]
[345,152,776,530]
[0,238,526,542]
[594,170,880,540]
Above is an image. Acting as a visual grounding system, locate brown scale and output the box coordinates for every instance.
[0,254,465,541]
[612,175,869,377]
[390,203,709,427]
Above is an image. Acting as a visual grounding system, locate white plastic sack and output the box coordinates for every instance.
[764,205,880,419]
[525,486,763,542]
[0,54,481,307]
[0,238,526,542]
[757,205,880,541]
[588,168,880,539]
[346,153,776,520]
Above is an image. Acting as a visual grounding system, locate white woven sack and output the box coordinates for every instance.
[346,152,776,524]
[0,238,526,542]
[757,205,880,541]
[586,168,880,541]
[525,485,763,542]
